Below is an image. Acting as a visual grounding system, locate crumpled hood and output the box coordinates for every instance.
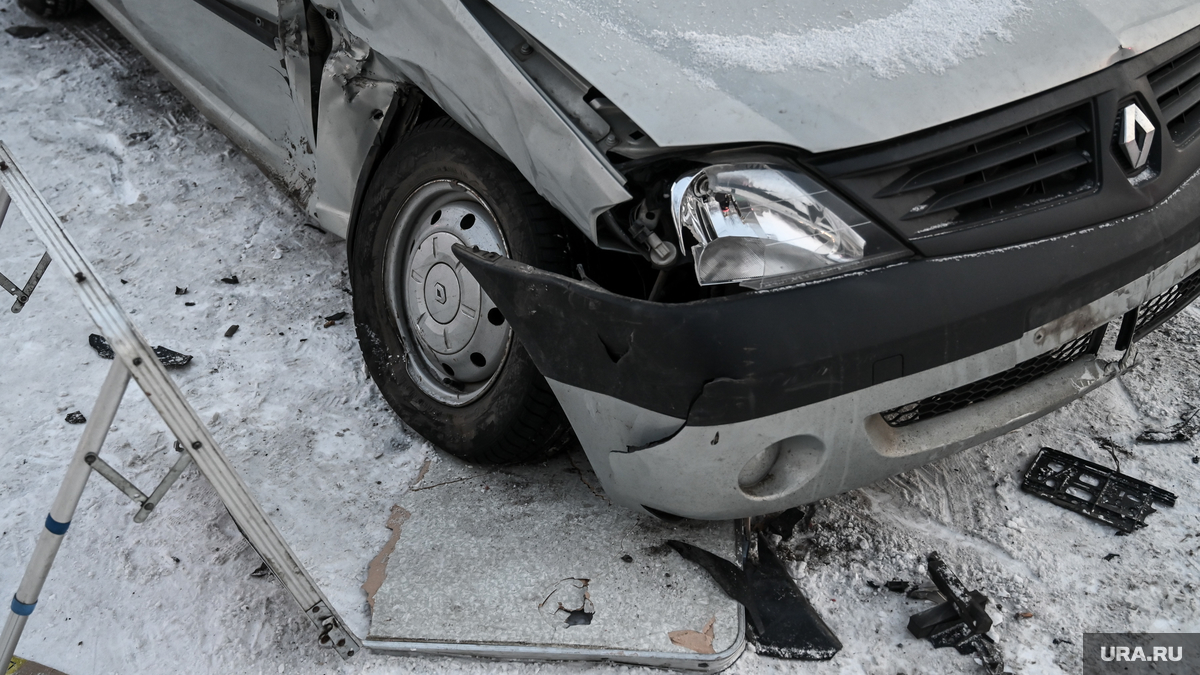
[491,0,1200,152]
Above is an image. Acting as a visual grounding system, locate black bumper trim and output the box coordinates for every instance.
[456,171,1200,427]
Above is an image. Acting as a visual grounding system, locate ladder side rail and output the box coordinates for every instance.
[0,143,360,658]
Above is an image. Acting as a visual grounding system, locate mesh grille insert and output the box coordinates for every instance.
[1132,268,1200,342]
[880,330,1102,428]
[1149,43,1200,146]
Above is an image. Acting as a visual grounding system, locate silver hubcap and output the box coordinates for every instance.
[384,180,511,406]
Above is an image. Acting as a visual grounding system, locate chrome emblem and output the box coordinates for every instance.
[1121,103,1155,169]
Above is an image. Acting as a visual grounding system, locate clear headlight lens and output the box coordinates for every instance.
[671,163,910,289]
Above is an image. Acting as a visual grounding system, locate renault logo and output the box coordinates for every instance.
[1121,103,1155,169]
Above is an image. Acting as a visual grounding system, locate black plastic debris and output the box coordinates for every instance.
[1103,553,1120,561]
[1138,409,1199,444]
[6,26,49,39]
[175,286,188,295]
[88,333,193,368]
[220,275,239,284]
[907,552,1003,674]
[88,333,115,359]
[224,325,239,338]
[1021,447,1176,533]
[668,534,841,660]
[250,562,272,578]
[64,411,86,424]
[324,311,347,322]
[763,504,816,540]
[885,579,911,593]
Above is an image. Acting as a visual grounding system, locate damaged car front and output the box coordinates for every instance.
[449,1,1200,519]
[75,0,1200,521]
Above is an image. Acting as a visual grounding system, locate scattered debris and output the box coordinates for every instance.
[907,551,1004,675]
[1094,436,1131,473]
[324,311,347,322]
[907,581,946,603]
[88,334,193,367]
[1021,447,1176,533]
[119,279,128,284]
[1137,409,1200,444]
[220,275,239,284]
[885,579,912,593]
[362,505,410,611]
[1103,553,1120,561]
[668,616,716,654]
[175,287,188,295]
[224,325,239,338]
[763,504,816,540]
[1194,456,1199,465]
[1017,612,1034,619]
[64,411,86,424]
[668,534,841,659]
[249,562,272,578]
[184,302,195,307]
[538,578,595,628]
[621,554,634,563]
[5,26,49,39]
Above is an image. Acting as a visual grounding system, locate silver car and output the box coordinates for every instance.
[25,0,1200,519]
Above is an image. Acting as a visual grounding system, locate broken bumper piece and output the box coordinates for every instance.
[454,171,1200,519]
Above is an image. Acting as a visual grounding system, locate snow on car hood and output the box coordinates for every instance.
[490,0,1200,152]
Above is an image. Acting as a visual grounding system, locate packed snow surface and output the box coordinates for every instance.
[1,4,1199,675]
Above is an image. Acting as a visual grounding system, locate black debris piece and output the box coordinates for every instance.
[620,554,633,563]
[175,287,188,295]
[1138,409,1200,444]
[1103,553,1120,561]
[885,580,911,593]
[88,333,115,359]
[224,325,239,338]
[324,311,348,322]
[153,346,192,367]
[907,551,1004,674]
[221,275,239,284]
[867,580,880,589]
[668,534,841,660]
[250,562,272,578]
[184,302,195,307]
[764,504,816,540]
[1194,456,1199,465]
[907,581,946,603]
[120,279,128,284]
[88,334,193,368]
[65,411,86,424]
[564,609,593,626]
[1021,447,1176,533]
[6,26,49,39]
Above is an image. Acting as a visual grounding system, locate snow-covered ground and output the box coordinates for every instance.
[1,5,1198,675]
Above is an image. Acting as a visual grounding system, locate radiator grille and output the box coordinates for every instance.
[1132,268,1200,342]
[872,104,1097,228]
[1149,44,1200,146]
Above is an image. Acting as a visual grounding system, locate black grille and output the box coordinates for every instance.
[880,329,1103,428]
[871,104,1097,229]
[1149,43,1200,146]
[1131,268,1200,342]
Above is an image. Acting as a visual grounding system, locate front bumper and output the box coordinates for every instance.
[456,168,1200,520]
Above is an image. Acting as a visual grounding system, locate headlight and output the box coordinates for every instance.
[670,163,910,289]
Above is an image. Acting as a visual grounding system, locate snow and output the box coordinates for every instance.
[1,4,1198,675]
[677,0,1030,78]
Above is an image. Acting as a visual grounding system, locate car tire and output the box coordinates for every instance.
[18,0,88,19]
[351,118,574,464]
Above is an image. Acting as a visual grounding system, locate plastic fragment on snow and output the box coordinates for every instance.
[224,325,239,338]
[220,275,239,284]
[64,411,86,424]
[668,534,841,659]
[5,26,48,39]
[88,333,192,367]
[1020,447,1176,533]
[907,551,1003,675]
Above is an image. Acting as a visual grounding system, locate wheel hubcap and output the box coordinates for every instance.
[384,180,511,406]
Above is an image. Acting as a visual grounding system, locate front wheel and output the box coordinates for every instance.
[351,119,574,463]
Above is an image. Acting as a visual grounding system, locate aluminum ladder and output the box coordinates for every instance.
[0,142,360,669]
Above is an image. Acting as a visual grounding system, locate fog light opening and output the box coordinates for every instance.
[738,435,825,499]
